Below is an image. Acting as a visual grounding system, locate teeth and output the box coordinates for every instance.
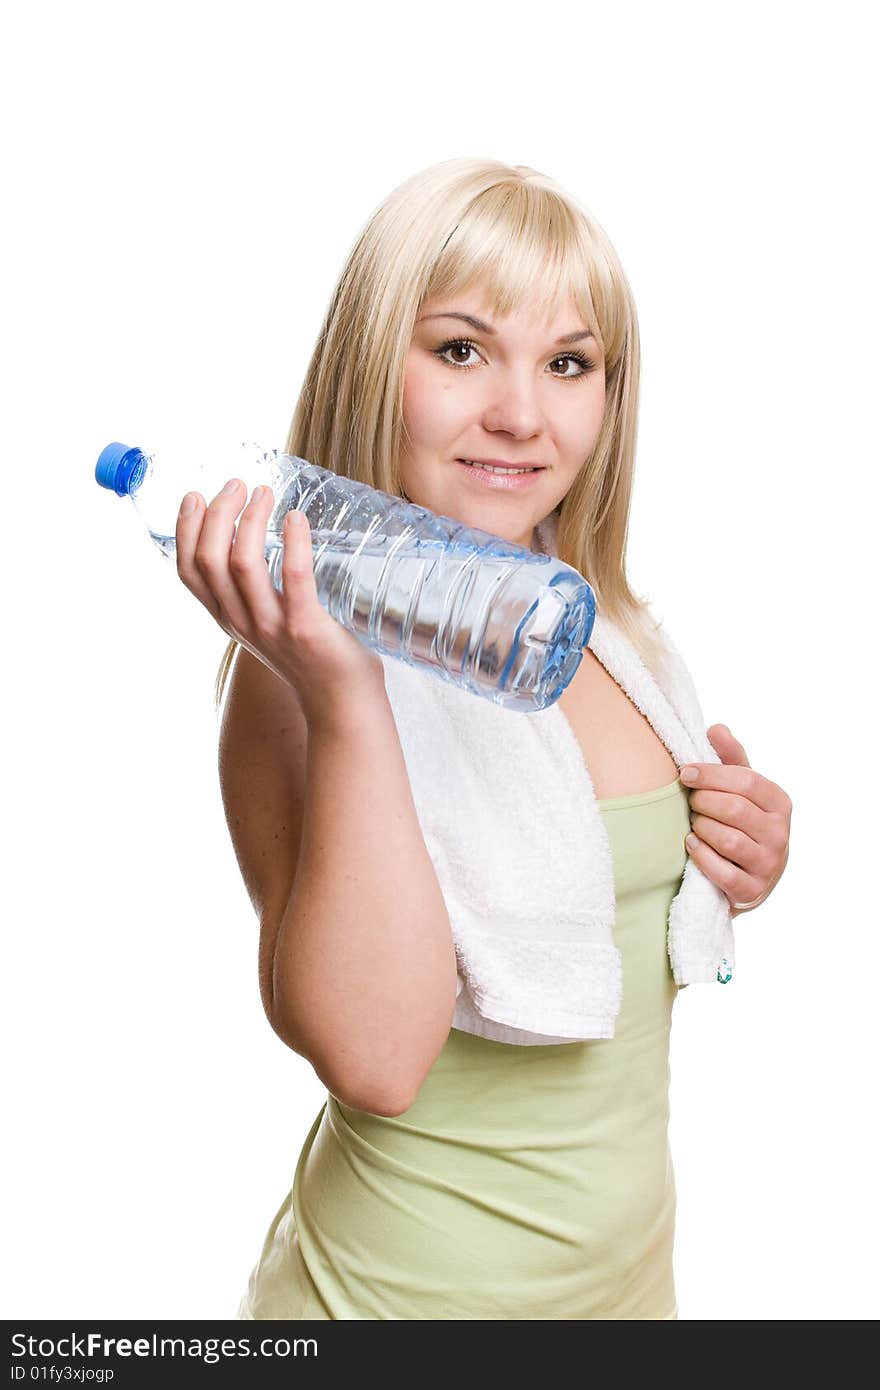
[462,461,538,475]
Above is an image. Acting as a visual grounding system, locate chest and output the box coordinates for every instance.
[556,649,679,800]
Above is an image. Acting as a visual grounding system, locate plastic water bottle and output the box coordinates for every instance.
[95,439,596,711]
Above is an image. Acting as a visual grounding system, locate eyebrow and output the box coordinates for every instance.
[417,311,597,346]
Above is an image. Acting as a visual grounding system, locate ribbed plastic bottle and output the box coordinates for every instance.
[95,439,596,711]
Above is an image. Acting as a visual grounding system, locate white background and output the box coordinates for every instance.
[3,0,877,1321]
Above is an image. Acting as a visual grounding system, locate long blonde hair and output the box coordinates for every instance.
[214,155,675,714]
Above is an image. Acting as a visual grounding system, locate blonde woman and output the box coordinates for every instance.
[175,157,792,1320]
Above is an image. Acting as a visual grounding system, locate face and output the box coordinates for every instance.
[399,287,606,550]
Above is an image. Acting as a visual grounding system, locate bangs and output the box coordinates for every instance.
[423,181,604,347]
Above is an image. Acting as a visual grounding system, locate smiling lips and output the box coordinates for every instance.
[454,459,546,490]
[458,458,546,472]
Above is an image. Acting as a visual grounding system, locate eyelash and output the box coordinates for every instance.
[431,337,597,380]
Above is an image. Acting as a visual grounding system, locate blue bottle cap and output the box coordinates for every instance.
[95,442,147,497]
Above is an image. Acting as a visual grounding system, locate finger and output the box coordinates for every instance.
[227,485,286,634]
[686,786,766,838]
[688,811,770,877]
[191,479,262,637]
[679,763,782,813]
[175,490,224,623]
[279,510,323,635]
[687,789,791,865]
[685,831,763,906]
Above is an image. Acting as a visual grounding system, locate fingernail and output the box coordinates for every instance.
[686,833,698,850]
[180,493,197,516]
[680,766,698,784]
[252,485,266,503]
[222,478,239,494]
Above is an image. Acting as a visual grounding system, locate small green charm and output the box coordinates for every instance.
[717,957,733,984]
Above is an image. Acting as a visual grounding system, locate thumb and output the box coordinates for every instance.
[707,723,751,768]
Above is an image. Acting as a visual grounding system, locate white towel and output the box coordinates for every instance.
[378,510,735,1045]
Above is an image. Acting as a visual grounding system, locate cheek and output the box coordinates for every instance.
[561,381,605,451]
[403,362,467,449]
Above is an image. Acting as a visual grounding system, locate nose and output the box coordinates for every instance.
[481,366,545,439]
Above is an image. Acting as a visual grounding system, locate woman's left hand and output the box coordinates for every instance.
[679,725,792,916]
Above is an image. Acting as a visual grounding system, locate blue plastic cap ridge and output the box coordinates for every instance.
[95,442,145,496]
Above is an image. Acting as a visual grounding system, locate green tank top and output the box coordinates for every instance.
[238,777,690,1320]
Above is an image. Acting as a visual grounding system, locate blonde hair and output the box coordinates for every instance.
[214,155,675,714]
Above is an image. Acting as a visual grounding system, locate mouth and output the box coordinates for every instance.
[455,458,546,490]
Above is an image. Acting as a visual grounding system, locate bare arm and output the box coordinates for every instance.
[219,646,458,1117]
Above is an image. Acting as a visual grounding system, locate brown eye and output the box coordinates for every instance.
[432,338,597,379]
[548,353,597,379]
[433,338,481,369]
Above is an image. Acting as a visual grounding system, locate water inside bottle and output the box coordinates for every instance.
[263,527,590,709]
[144,485,593,709]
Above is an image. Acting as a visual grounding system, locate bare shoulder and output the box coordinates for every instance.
[218,646,310,1018]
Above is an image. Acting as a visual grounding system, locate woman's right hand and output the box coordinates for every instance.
[174,478,387,726]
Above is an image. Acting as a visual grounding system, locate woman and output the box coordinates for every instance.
[174,157,792,1319]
